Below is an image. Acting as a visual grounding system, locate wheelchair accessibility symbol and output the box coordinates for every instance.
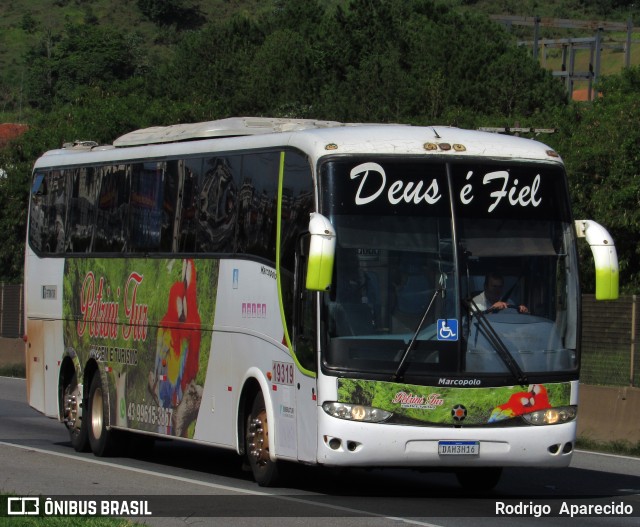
[437,319,458,341]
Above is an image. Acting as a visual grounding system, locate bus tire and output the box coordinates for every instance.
[87,372,121,457]
[62,372,89,452]
[245,391,279,486]
[455,467,502,492]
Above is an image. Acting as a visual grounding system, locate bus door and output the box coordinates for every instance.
[292,233,320,463]
[295,372,318,462]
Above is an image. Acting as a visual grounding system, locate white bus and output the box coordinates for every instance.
[24,117,618,489]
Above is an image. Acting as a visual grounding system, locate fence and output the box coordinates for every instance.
[1,285,638,386]
[0,283,23,339]
[581,294,639,387]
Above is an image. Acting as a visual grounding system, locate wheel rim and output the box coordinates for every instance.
[63,383,82,434]
[91,386,103,441]
[248,409,269,467]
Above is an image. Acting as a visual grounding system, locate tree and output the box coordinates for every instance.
[316,0,566,123]
[24,23,146,109]
[548,67,640,291]
[2,0,594,283]
[155,0,567,124]
[0,143,32,283]
[137,0,205,30]
[150,15,266,118]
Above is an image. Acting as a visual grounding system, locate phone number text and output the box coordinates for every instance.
[127,402,172,427]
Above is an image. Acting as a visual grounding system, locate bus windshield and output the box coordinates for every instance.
[320,157,579,382]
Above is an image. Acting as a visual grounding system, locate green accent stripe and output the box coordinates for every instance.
[276,151,316,378]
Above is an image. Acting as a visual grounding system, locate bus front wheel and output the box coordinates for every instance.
[87,372,122,457]
[245,391,279,486]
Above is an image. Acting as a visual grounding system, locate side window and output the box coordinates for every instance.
[280,151,313,273]
[197,156,240,253]
[239,152,279,261]
[279,150,315,372]
[33,170,68,254]
[161,161,180,252]
[29,172,46,253]
[94,165,130,252]
[66,167,98,253]
[177,157,203,253]
[293,234,317,373]
[129,162,165,252]
[28,150,312,259]
[29,171,53,253]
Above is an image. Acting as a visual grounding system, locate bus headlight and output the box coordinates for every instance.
[522,406,577,425]
[322,402,392,423]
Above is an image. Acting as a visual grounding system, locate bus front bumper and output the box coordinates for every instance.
[317,410,576,468]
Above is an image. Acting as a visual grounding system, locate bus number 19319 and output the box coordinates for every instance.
[272,361,294,385]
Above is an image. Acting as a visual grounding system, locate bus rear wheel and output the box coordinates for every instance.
[62,372,89,452]
[87,372,122,457]
[245,391,279,486]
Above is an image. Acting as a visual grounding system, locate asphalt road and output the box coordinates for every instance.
[1,375,639,527]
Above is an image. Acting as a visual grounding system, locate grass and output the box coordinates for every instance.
[576,436,640,457]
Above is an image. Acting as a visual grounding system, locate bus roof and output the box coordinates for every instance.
[112,117,346,146]
[34,118,562,169]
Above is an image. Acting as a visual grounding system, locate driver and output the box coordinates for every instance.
[473,273,528,314]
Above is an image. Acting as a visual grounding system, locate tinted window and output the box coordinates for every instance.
[94,165,130,252]
[130,162,164,252]
[238,152,280,260]
[29,148,309,264]
[29,170,68,253]
[66,167,98,253]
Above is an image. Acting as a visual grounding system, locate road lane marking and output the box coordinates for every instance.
[0,441,443,526]
[574,448,640,462]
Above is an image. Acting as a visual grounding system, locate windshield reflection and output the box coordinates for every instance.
[320,159,579,380]
[323,215,457,376]
[460,218,579,375]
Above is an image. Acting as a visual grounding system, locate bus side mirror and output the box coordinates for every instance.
[575,220,619,300]
[306,213,336,291]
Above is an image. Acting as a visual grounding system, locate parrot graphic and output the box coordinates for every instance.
[488,384,551,423]
[154,280,188,409]
[149,259,203,436]
[180,258,201,395]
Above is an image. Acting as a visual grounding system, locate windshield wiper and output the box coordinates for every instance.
[392,288,442,383]
[466,298,528,386]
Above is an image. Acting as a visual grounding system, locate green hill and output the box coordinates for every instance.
[0,0,638,121]
[0,0,271,115]
[1,0,638,88]
[2,1,640,289]
[1,0,638,116]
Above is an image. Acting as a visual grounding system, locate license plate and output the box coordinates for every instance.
[438,441,480,455]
